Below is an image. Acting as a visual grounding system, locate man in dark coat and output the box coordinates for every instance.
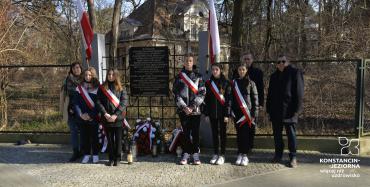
[266,55,304,168]
[241,53,264,154]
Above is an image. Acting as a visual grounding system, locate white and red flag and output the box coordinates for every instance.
[75,0,94,60]
[208,0,221,64]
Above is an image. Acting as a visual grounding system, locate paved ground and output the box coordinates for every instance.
[0,143,369,187]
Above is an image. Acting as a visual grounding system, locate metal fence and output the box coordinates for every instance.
[361,59,370,136]
[0,64,69,132]
[0,57,367,137]
[233,59,361,136]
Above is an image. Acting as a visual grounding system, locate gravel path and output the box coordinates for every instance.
[0,143,328,187]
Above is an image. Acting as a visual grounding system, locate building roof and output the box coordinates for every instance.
[106,0,210,42]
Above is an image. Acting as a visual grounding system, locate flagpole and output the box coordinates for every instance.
[206,25,210,75]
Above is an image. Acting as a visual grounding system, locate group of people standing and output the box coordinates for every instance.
[61,64,128,166]
[62,51,303,168]
[173,52,304,168]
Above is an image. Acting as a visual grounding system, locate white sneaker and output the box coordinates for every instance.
[81,155,90,164]
[92,155,99,164]
[216,155,225,165]
[210,155,218,164]
[240,154,249,166]
[235,154,242,165]
[193,153,201,165]
[179,153,190,165]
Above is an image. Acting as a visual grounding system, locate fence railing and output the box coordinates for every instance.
[0,58,368,137]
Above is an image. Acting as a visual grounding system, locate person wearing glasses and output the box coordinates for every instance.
[240,52,264,154]
[266,55,304,168]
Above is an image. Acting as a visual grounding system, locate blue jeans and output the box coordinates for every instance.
[68,116,83,151]
[272,121,297,159]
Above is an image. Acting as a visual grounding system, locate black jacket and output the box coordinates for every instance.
[266,65,304,123]
[230,77,259,123]
[248,65,264,106]
[172,69,206,115]
[72,83,99,123]
[96,82,128,127]
[204,75,231,119]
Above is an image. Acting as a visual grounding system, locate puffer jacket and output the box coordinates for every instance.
[230,77,259,124]
[172,69,206,115]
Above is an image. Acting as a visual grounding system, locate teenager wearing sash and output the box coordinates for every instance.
[96,68,128,166]
[72,67,100,164]
[61,62,83,162]
[241,53,264,154]
[172,54,206,165]
[204,63,231,165]
[230,63,258,166]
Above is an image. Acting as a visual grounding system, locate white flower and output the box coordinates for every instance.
[150,134,155,139]
[152,128,156,132]
[143,127,147,132]
[136,119,141,123]
[146,117,151,121]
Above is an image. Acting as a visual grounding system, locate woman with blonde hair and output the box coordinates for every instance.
[72,67,100,164]
[97,68,128,166]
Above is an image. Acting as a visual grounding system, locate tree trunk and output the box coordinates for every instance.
[0,70,8,130]
[110,0,123,66]
[299,0,309,59]
[0,90,7,130]
[87,0,97,30]
[263,0,273,60]
[230,0,246,63]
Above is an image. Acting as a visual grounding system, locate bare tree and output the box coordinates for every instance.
[87,0,97,30]
[125,0,143,11]
[110,0,123,64]
[230,0,246,62]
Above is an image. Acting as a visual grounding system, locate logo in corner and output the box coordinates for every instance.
[338,137,359,156]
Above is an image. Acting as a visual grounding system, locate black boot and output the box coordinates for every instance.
[69,149,80,162]
[113,159,119,166]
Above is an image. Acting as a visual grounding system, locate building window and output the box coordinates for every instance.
[191,24,197,40]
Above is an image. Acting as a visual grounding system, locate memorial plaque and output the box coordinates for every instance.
[129,47,169,96]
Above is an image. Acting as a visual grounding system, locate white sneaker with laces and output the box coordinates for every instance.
[210,155,218,164]
[240,154,249,166]
[92,155,99,164]
[81,155,90,164]
[235,154,242,165]
[216,155,225,165]
[179,153,190,165]
[193,153,201,165]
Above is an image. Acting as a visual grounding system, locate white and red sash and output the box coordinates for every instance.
[232,80,253,127]
[99,85,130,129]
[77,85,95,109]
[169,128,183,152]
[206,80,225,106]
[179,72,199,94]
